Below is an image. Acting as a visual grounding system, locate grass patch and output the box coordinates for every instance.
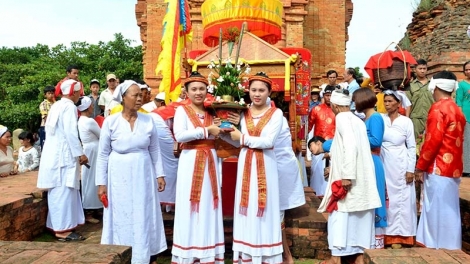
[32,232,56,242]
[415,0,443,12]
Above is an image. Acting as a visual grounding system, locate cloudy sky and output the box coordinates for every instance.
[0,0,416,75]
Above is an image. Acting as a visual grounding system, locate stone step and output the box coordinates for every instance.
[0,241,131,264]
[364,248,470,264]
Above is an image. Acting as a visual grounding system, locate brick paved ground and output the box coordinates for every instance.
[364,248,470,264]
[2,172,470,263]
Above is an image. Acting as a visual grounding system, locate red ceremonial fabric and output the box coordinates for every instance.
[55,77,85,98]
[326,180,348,213]
[364,50,417,84]
[203,20,281,47]
[94,116,105,128]
[416,98,466,177]
[153,99,191,120]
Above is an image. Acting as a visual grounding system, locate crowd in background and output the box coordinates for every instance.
[0,59,470,264]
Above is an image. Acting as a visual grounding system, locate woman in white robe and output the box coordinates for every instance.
[77,97,102,223]
[171,72,232,264]
[230,73,284,264]
[96,81,166,264]
[380,91,417,248]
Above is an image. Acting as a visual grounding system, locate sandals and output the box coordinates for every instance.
[57,232,86,242]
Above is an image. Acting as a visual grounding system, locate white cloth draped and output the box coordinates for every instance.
[171,106,227,264]
[37,98,83,189]
[78,116,102,209]
[150,113,178,205]
[233,108,284,264]
[328,209,375,256]
[380,114,417,238]
[416,173,461,250]
[37,98,85,232]
[275,117,306,211]
[95,113,167,264]
[318,111,381,213]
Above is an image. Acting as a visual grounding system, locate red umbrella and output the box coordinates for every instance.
[364,50,417,85]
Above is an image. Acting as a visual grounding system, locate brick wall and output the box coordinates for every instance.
[136,0,353,95]
[0,190,47,241]
[399,0,470,80]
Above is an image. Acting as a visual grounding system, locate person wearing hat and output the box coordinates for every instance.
[309,86,321,112]
[96,80,167,263]
[317,89,381,264]
[414,71,466,250]
[229,72,285,263]
[171,71,229,264]
[77,96,102,224]
[142,91,166,112]
[139,82,152,104]
[37,79,89,241]
[39,86,56,149]
[88,79,103,118]
[98,73,119,117]
[306,85,336,197]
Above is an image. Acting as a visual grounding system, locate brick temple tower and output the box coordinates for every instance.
[135,0,353,94]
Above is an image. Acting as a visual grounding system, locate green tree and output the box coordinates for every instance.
[354,66,364,78]
[0,33,143,132]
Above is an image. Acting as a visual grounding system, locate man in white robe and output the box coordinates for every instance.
[37,79,88,241]
[316,90,381,263]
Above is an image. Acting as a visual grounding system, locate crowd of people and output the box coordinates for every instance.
[0,59,469,264]
[307,61,467,264]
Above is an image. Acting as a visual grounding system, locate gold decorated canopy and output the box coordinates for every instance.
[201,0,283,47]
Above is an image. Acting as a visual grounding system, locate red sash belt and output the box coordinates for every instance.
[182,106,218,212]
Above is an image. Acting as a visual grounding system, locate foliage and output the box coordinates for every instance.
[207,58,251,100]
[412,0,442,12]
[401,33,412,50]
[0,33,143,132]
[353,66,364,78]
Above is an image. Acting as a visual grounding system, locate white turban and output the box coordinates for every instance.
[0,125,7,137]
[60,79,82,96]
[77,96,92,112]
[155,92,166,101]
[428,77,458,94]
[330,90,351,106]
[113,80,138,103]
[139,84,151,91]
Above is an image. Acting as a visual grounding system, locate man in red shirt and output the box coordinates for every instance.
[415,71,465,250]
[307,85,335,196]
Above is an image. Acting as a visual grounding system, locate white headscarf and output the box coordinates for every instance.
[428,77,458,94]
[60,79,82,96]
[330,90,351,106]
[113,80,138,103]
[77,96,92,112]
[0,125,7,137]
